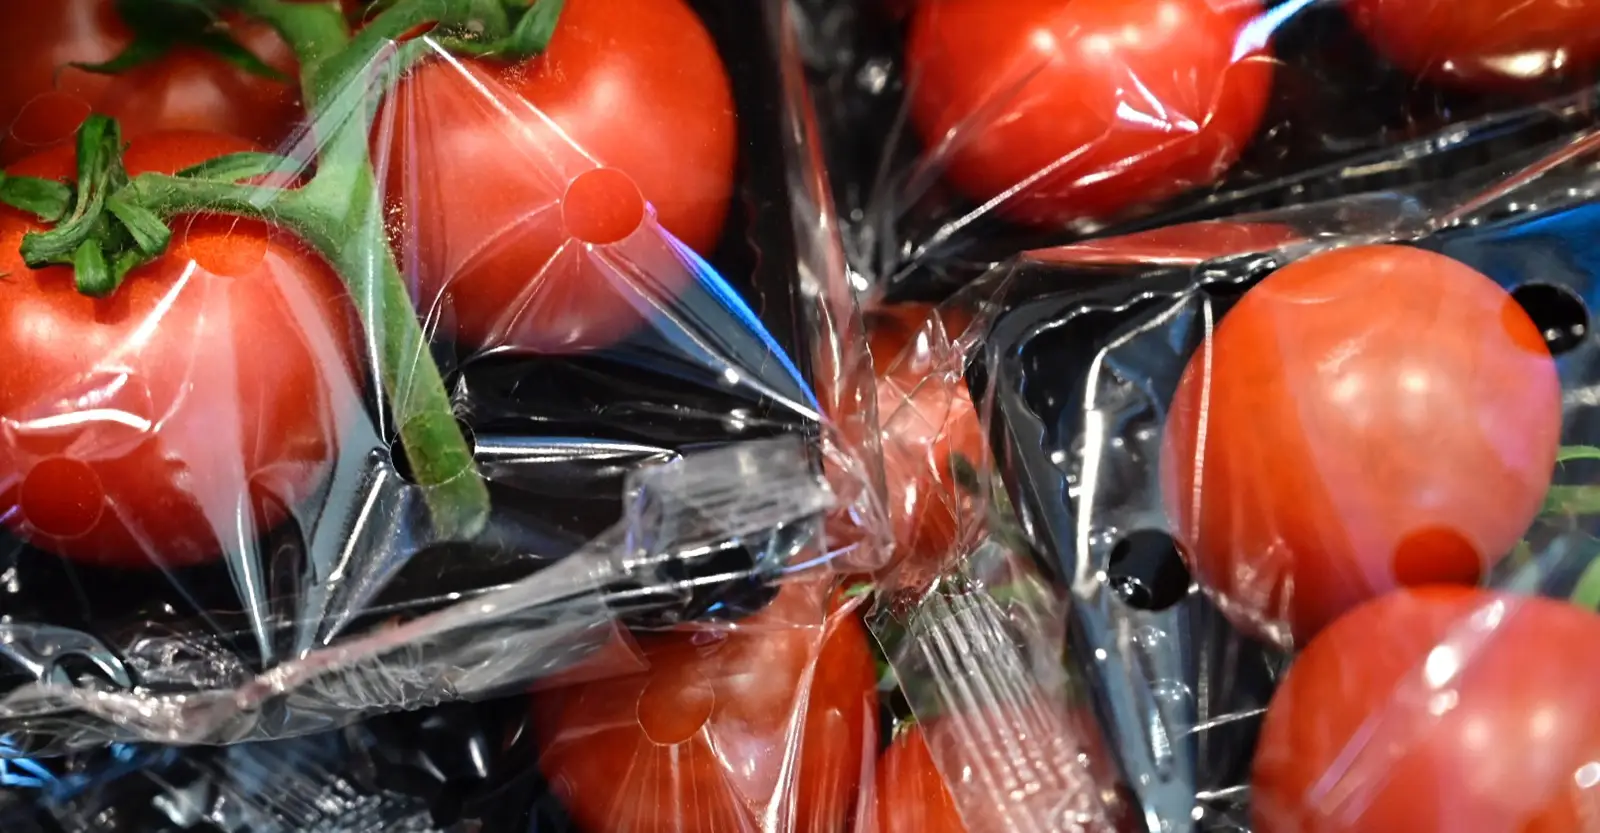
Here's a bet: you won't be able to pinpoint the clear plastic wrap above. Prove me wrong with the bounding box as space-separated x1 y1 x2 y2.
0 0 888 754
967 128 1600 831
799 0 1600 300
840 292 1129 833
868 540 1130 833
9 581 885 833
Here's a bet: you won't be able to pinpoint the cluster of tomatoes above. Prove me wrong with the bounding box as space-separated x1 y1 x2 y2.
0 2 1019 828
13 0 1600 831
0 0 738 568
1160 242 1600 831
901 0 1600 227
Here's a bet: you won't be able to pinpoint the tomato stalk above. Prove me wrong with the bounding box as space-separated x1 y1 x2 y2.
10 0 579 542
2 0 574 538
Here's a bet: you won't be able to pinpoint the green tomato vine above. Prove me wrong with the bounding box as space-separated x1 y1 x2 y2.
0 0 568 541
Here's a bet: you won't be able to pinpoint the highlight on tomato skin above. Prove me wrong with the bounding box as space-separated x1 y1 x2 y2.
531 581 878 833
0 132 362 569
903 0 1275 228
1160 244 1563 649
1343 0 1600 93
376 0 738 356
0 0 304 165
1252 586 1600 833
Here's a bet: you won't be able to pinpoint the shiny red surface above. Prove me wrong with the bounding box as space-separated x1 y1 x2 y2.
873 724 969 833
904 0 1273 227
378 0 737 354
1161 245 1562 647
0 132 360 568
1346 0 1600 92
1254 587 1600 832
534 583 878 833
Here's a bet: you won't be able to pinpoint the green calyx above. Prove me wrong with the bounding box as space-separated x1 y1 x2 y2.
14 117 172 296
0 0 587 540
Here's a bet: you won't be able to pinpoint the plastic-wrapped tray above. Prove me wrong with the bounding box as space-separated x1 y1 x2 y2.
972 132 1600 831
800 0 1600 301
0 0 880 754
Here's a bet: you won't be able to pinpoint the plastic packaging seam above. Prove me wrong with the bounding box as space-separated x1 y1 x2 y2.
0 436 835 745
903 576 1118 833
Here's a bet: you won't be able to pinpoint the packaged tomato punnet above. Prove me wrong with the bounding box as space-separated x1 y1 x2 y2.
0 0 892 755
968 129 1600 831
828 292 1132 833
800 0 1600 300
2 581 886 832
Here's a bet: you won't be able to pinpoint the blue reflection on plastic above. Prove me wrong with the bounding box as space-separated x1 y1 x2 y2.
1236 0 1315 61
1 736 155 802
674 236 820 413
0 746 53 790
1432 200 1600 316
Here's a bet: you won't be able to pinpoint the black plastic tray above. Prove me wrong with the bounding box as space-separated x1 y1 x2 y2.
973 196 1600 831
0 0 826 740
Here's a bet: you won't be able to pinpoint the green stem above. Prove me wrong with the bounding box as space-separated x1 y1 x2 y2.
212 0 490 538
232 0 352 90
11 0 564 539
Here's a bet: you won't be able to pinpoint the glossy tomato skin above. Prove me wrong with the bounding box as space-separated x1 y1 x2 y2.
1161 245 1561 648
865 304 986 582
1345 0 1600 92
874 724 969 833
533 583 878 833
0 132 359 568
904 0 1274 228
378 0 737 354
0 1 302 164
1254 587 1600 833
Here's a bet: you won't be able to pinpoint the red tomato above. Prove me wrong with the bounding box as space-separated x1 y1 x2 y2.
534 582 878 832
0 1 302 165
0 132 359 568
1160 245 1561 647
874 724 969 833
1253 587 1600 832
903 0 1274 228
377 0 737 354
865 304 986 582
1345 0 1600 92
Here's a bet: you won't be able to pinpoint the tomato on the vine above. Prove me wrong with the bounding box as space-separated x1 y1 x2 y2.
1253 587 1600 833
378 0 738 354
0 131 360 569
0 1 303 165
1344 0 1600 92
533 582 878 833
903 0 1274 228
865 303 986 582
1161 245 1562 647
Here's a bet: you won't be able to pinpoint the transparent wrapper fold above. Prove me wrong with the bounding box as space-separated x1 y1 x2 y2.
0 0 887 754
798 0 1600 300
966 127 1600 831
